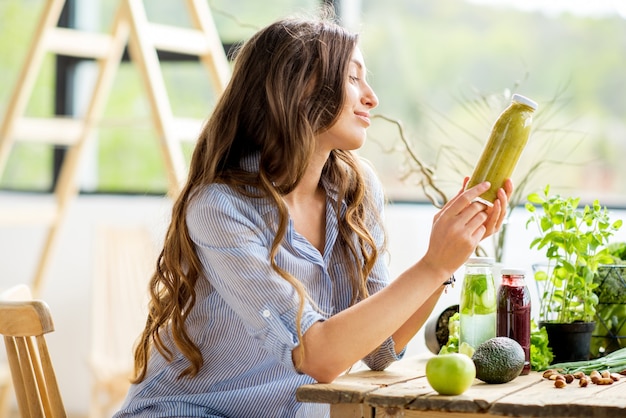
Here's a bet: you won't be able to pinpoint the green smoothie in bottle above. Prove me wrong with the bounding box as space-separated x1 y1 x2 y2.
467 94 538 206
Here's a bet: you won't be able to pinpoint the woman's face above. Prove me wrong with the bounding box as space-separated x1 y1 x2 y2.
316 47 379 153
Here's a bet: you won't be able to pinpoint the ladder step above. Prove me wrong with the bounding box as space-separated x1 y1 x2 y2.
46 27 114 59
0 205 57 226
13 117 83 145
148 23 213 56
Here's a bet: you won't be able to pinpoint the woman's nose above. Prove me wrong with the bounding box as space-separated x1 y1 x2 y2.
362 84 379 109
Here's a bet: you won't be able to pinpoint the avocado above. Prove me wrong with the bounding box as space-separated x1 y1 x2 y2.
472 337 525 384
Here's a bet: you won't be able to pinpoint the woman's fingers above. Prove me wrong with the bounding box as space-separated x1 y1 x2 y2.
482 180 513 237
426 183 494 272
446 181 491 220
433 181 491 243
483 198 503 237
502 178 514 200
494 187 509 229
432 178 515 253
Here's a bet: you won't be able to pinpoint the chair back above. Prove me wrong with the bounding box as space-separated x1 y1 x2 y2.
0 285 66 417
89 225 156 417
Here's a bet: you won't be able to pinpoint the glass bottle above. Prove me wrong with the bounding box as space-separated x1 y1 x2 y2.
459 257 496 350
497 268 531 375
466 94 538 206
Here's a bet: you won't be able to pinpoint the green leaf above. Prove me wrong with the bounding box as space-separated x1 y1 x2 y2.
527 193 543 204
525 185 624 323
530 322 553 371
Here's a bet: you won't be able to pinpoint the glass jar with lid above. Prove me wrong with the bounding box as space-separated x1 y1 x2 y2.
497 268 531 375
459 257 496 350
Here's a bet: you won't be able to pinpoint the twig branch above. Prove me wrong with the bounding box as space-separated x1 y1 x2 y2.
372 114 448 208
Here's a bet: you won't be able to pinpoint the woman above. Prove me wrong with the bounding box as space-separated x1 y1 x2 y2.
114 12 511 418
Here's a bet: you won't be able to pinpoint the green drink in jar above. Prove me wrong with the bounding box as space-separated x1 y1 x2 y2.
467 94 538 206
459 257 496 350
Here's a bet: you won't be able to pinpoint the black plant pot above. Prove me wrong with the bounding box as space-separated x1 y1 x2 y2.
540 321 596 364
424 304 459 354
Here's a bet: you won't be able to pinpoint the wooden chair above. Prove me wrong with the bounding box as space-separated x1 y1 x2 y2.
0 285 66 417
0 363 11 418
89 225 156 418
0 286 32 418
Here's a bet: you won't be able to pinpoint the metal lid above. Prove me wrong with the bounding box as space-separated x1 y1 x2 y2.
512 93 538 110
466 256 495 266
501 268 526 276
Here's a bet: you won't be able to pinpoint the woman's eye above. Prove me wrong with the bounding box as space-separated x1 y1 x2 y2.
349 75 360 82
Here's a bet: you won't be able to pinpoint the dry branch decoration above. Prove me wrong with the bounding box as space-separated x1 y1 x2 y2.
372 114 448 209
370 85 585 262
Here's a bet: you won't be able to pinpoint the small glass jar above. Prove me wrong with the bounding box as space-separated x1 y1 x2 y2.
459 257 496 350
497 268 531 375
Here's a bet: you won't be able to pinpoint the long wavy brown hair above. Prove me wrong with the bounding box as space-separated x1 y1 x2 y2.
132 12 383 382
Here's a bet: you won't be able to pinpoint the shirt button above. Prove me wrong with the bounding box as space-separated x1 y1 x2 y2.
262 309 271 318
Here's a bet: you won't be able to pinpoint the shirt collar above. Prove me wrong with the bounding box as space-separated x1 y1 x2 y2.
240 152 342 208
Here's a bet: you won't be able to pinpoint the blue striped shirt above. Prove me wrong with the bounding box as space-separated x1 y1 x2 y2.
114 155 403 418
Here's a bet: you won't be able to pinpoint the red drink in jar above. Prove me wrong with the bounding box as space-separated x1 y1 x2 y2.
497 268 531 375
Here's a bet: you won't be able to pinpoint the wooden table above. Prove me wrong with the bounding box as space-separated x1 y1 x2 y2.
296 355 626 417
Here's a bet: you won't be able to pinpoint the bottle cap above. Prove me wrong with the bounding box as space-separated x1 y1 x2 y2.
512 94 538 110
501 268 526 276
466 256 495 266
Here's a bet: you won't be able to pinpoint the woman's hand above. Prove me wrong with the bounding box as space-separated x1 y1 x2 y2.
424 179 513 278
481 177 513 238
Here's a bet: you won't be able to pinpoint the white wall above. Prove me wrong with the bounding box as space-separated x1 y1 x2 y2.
1 192 625 416
0 193 172 416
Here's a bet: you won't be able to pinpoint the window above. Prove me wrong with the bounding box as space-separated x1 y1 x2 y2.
355 0 626 206
1 0 625 207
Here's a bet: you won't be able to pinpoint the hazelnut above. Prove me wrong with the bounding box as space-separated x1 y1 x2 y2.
596 377 613 385
590 370 601 384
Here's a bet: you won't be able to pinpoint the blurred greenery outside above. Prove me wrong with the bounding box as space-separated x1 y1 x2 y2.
0 0 625 205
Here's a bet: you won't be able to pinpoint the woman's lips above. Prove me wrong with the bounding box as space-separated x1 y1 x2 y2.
355 111 371 125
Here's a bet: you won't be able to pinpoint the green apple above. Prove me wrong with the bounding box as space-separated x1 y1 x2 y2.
426 353 476 396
